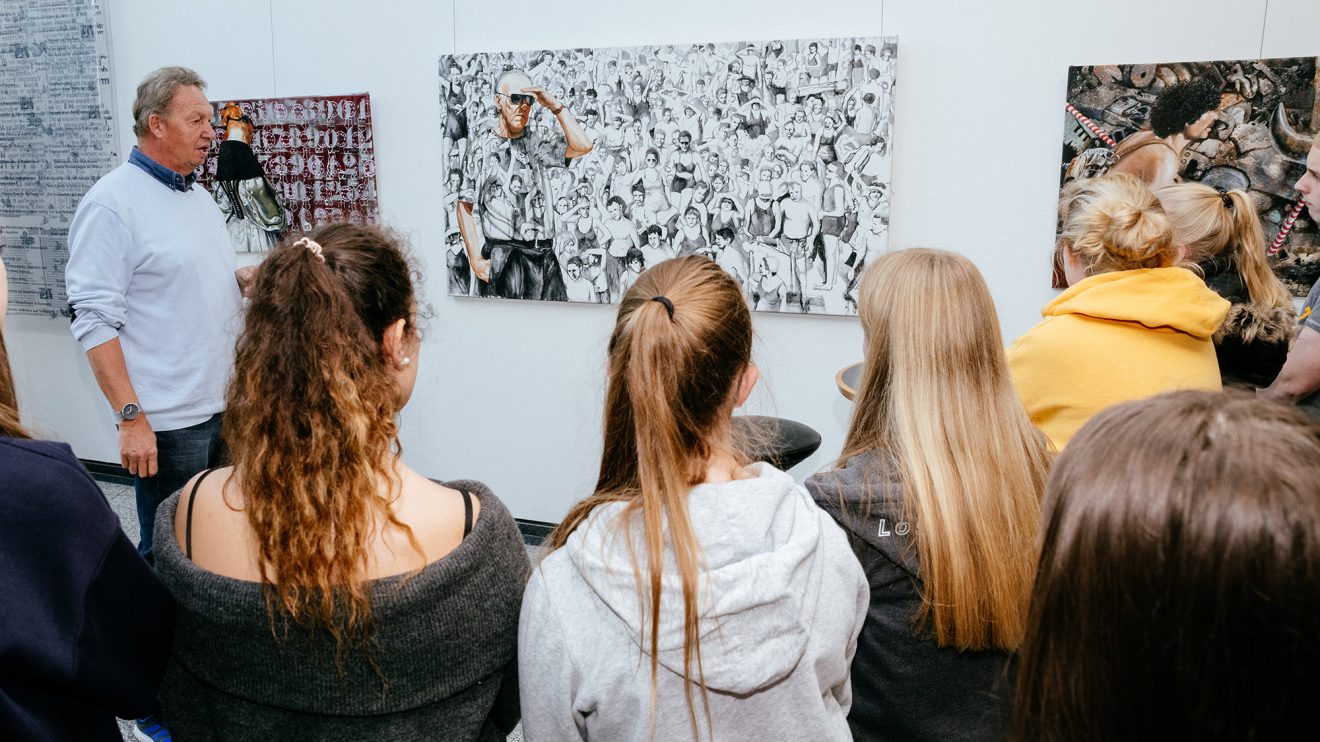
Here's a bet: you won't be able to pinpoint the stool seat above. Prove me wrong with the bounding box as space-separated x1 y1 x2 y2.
733 415 823 472
836 362 863 401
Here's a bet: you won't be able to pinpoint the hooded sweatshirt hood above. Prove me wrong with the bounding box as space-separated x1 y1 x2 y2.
518 464 866 741
1008 266 1228 449
562 463 833 695
1043 267 1229 339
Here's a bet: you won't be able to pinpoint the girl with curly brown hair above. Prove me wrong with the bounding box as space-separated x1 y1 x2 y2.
154 223 529 741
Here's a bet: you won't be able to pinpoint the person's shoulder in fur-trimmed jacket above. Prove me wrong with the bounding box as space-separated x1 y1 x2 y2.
1200 256 1294 389
1214 301 1294 388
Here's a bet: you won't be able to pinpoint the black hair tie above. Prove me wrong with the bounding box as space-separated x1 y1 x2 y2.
1216 187 1233 210
650 295 675 320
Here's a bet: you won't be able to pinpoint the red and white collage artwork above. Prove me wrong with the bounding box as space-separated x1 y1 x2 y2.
196 93 379 253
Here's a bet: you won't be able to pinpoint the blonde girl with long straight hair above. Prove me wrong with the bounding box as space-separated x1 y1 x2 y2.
806 248 1051 742
1157 182 1295 388
1008 173 1229 448
519 255 867 741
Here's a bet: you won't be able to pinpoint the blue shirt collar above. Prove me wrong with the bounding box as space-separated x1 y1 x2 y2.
129 146 197 192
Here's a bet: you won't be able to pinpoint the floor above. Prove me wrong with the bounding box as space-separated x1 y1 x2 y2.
95 477 528 742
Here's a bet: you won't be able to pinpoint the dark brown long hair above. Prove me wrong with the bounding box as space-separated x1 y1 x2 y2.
225 222 420 659
1014 389 1320 741
547 255 753 738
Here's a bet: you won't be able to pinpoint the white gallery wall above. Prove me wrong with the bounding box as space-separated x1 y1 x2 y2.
7 0 1319 523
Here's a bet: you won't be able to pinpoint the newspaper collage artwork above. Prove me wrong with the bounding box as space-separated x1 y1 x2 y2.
0 0 116 318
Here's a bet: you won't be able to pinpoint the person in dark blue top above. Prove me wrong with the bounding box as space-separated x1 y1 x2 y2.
0 256 174 740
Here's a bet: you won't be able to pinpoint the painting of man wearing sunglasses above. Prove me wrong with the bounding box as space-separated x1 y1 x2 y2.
454 69 593 301
443 37 896 314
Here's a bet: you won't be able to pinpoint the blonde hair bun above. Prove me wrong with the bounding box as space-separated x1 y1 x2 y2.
1060 174 1177 274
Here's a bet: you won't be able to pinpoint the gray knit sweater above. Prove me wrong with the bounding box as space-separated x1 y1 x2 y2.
153 480 530 741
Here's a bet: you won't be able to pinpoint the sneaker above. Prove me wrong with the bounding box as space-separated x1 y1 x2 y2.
133 715 172 742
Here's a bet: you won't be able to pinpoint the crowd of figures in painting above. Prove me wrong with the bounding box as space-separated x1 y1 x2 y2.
441 37 897 315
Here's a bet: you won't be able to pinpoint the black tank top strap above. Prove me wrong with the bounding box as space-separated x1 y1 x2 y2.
461 489 474 539
185 468 221 560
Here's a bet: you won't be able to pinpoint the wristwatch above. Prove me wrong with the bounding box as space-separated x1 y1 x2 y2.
115 402 142 423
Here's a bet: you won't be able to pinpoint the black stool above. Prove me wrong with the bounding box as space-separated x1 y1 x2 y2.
733 415 822 471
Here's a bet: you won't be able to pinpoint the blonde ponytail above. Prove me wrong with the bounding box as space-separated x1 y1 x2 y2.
626 297 710 738
1228 190 1293 309
1157 183 1292 309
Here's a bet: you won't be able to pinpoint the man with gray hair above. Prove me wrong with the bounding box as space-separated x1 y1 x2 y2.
66 67 247 587
455 68 592 300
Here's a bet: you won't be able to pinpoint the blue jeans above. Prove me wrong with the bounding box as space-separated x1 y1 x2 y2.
134 413 226 565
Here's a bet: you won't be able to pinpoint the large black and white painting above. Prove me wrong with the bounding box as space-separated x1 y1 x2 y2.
440 36 897 316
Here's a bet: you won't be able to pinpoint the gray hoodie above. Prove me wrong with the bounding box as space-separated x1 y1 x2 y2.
519 463 868 741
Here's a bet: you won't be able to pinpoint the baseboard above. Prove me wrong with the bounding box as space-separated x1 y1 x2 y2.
515 519 555 547
81 459 134 487
82 459 554 546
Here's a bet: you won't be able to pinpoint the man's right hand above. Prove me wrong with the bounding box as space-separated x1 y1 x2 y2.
473 257 493 283
120 417 158 477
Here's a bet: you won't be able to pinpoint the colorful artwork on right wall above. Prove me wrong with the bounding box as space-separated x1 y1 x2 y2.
1058 57 1319 293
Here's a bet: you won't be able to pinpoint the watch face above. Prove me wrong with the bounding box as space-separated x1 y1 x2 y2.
120 403 141 421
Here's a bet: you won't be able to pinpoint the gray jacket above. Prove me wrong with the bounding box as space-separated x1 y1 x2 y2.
519 463 867 741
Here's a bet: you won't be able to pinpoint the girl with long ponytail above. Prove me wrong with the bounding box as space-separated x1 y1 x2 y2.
520 255 867 741
1157 182 1295 387
152 224 529 740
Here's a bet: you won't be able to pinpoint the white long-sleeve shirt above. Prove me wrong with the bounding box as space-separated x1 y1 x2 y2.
66 161 241 431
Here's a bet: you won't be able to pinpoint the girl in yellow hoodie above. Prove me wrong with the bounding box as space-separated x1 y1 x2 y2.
1008 174 1229 449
